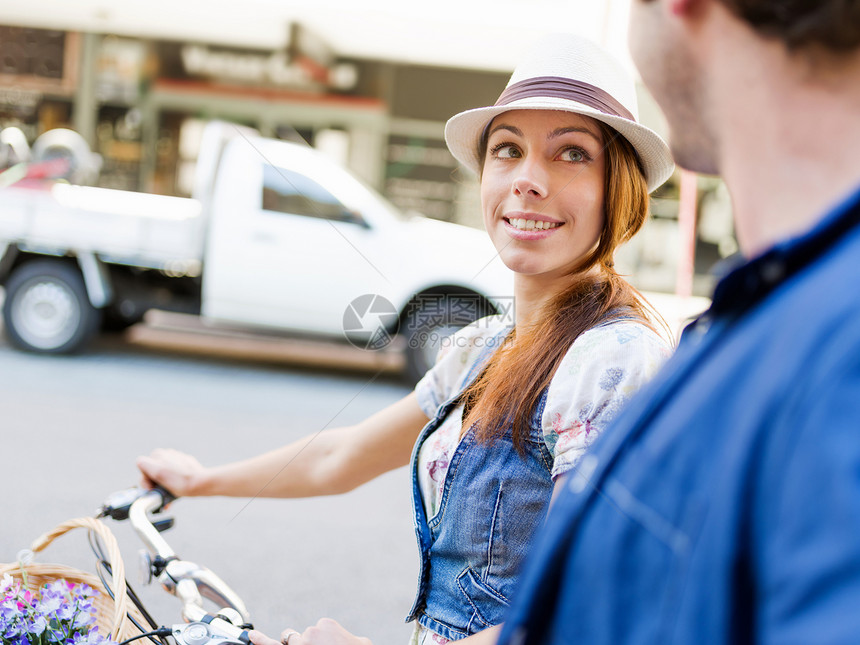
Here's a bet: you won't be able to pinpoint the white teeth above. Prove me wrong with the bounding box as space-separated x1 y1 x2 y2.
508 218 560 231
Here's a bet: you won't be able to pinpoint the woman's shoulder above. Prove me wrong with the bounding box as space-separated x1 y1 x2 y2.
430 314 513 382
548 318 671 406
436 314 513 360
565 318 672 363
414 315 513 416
541 318 672 479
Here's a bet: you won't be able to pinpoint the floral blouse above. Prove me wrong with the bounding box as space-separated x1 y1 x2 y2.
410 315 671 644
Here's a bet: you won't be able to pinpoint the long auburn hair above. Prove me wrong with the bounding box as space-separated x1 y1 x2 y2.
462 120 661 452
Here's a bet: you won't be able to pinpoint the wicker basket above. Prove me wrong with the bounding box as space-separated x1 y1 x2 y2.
0 517 148 642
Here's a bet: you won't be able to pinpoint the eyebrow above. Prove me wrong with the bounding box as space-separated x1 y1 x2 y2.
487 123 523 138
487 123 602 144
549 126 602 143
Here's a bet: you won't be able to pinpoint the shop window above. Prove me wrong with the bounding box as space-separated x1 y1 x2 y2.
262 164 361 224
0 27 65 78
95 106 143 192
384 133 458 222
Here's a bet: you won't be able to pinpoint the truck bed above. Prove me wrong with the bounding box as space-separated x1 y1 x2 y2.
0 183 205 272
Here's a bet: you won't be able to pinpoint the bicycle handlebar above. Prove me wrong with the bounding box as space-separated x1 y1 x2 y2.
127 490 176 559
98 487 252 639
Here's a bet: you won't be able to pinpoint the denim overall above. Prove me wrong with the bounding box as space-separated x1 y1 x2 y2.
405 332 555 640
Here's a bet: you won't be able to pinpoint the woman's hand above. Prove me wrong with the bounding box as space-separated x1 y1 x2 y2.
137 448 208 497
248 620 372 645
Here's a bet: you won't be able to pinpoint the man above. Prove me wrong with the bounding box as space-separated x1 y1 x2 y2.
496 1 860 643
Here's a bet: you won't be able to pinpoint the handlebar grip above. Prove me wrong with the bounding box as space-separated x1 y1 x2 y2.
153 484 178 508
99 485 177 521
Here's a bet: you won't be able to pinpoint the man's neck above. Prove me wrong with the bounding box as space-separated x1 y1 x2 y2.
715 47 860 258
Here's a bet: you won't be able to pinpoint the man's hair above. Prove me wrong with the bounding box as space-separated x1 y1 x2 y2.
719 0 860 52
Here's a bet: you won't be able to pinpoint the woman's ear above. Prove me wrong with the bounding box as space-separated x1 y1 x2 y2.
669 0 711 17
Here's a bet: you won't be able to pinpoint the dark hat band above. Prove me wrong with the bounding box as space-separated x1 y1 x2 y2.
495 76 635 122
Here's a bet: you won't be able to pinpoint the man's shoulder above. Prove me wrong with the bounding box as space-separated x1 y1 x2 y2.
762 219 860 325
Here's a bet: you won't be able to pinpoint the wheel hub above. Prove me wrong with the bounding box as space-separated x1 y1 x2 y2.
13 279 81 349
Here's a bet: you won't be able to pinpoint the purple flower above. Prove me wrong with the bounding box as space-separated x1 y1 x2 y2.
73 609 96 629
1 614 21 639
70 630 116 645
1 598 19 619
1 574 15 595
1 579 112 645
55 600 74 622
26 613 48 635
37 593 63 617
1 600 21 638
72 586 95 600
44 581 70 597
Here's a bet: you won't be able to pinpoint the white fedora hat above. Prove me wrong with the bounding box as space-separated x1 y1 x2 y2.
445 33 674 193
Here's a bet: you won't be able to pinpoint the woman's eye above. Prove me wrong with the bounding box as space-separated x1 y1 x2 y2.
492 144 521 159
561 148 586 162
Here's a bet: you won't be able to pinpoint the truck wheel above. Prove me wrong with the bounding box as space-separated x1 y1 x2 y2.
402 294 491 384
2 260 102 353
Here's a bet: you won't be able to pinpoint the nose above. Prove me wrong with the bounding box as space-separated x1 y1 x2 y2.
511 158 548 199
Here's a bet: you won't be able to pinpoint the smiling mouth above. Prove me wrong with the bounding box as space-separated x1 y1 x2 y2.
505 217 563 231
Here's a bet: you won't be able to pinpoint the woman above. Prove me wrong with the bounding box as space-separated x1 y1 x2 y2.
138 33 675 645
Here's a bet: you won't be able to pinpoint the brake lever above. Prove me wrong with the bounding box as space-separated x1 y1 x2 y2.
153 517 176 532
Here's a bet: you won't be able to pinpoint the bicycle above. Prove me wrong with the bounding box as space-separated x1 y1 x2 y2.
3 486 254 645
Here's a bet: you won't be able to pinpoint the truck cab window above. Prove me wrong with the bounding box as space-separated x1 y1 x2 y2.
262 164 361 224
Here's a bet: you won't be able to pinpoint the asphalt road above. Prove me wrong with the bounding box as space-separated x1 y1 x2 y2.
0 331 418 644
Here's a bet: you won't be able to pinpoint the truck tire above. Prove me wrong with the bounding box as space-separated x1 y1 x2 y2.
402 294 492 384
2 260 102 354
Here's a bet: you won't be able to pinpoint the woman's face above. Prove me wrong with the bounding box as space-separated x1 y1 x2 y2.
480 109 606 282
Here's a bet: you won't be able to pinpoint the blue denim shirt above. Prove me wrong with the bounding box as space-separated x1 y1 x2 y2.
498 186 860 645
406 328 555 640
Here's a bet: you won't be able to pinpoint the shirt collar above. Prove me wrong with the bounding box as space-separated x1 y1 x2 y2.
708 184 860 318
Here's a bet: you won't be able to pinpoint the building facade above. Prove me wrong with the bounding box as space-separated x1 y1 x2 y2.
0 23 735 296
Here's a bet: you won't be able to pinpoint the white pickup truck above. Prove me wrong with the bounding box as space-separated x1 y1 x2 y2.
0 122 513 381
